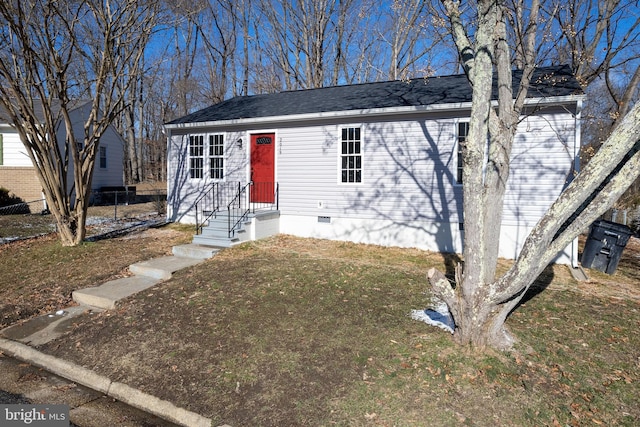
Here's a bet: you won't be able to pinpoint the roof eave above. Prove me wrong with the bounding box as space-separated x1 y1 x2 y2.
164 103 469 131
522 94 586 108
163 94 585 131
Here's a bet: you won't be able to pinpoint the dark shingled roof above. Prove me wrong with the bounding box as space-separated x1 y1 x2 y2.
167 65 583 125
0 99 90 125
0 99 60 124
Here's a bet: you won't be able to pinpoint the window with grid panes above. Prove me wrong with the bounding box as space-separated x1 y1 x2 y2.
340 127 362 183
189 135 204 179
209 134 224 179
99 146 107 169
456 122 469 184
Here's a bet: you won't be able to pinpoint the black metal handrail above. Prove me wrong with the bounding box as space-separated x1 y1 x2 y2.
227 182 251 238
195 182 224 234
248 182 279 213
196 181 279 238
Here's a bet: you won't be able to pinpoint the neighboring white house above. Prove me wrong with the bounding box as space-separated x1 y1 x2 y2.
164 65 584 265
0 100 125 204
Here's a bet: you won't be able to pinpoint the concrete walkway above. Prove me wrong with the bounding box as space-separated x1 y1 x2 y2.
0 354 181 427
0 243 230 427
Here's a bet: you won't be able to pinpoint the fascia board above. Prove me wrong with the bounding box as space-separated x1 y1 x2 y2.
164 103 473 132
164 94 585 132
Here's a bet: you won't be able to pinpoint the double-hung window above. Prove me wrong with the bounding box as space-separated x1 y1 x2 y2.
456 121 491 185
99 146 107 169
340 127 362 183
189 135 204 179
209 134 224 179
456 121 469 185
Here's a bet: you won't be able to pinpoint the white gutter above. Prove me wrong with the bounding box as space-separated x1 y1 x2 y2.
164 102 474 131
163 94 586 131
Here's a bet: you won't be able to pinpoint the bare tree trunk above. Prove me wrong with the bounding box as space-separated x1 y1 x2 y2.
241 0 251 96
126 105 139 183
0 0 160 246
136 74 145 183
431 0 640 350
447 0 501 347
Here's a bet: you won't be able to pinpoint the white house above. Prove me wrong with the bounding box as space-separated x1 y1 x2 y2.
0 100 125 204
164 65 584 265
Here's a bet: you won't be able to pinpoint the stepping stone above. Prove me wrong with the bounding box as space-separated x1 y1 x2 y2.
129 256 205 280
73 276 160 310
172 243 220 259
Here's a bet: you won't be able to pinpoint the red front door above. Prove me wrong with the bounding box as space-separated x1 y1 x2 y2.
250 133 275 203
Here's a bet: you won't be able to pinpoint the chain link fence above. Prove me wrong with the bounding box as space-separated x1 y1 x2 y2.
0 188 167 243
89 187 167 220
0 198 48 216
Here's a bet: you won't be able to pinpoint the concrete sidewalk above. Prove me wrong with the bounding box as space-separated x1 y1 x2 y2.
0 243 229 427
0 354 180 427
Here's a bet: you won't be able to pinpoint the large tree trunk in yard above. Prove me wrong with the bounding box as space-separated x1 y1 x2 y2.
428 268 514 349
0 1 158 246
432 0 640 350
433 0 515 350
428 100 640 350
38 180 89 247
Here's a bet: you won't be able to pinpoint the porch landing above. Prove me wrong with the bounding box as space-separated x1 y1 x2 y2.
193 210 280 248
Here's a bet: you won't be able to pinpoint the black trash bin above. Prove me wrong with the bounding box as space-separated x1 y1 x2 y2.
581 219 633 274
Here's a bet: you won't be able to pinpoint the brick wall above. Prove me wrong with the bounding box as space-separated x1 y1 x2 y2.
0 167 43 202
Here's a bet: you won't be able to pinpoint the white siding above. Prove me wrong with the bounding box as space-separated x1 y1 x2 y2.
168 105 578 262
2 106 128 201
498 111 577 260
0 128 32 166
504 112 576 227
89 125 125 189
63 103 125 191
277 117 462 223
167 130 248 222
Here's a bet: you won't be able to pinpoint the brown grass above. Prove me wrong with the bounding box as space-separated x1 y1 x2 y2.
0 225 191 327
1 230 639 426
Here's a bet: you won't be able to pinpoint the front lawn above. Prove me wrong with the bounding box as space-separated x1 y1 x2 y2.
6 233 631 426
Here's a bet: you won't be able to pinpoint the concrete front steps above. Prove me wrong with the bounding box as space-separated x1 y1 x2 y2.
193 210 280 248
72 244 220 310
0 242 224 427
192 211 246 248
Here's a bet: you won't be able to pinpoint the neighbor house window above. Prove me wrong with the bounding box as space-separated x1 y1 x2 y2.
340 127 362 183
209 134 224 179
189 135 204 179
99 146 107 169
456 121 469 184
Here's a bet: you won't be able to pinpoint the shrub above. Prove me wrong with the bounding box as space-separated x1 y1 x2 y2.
0 187 30 215
153 193 167 215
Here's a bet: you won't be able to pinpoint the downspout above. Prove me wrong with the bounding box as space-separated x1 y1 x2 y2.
571 97 584 269
161 125 170 222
